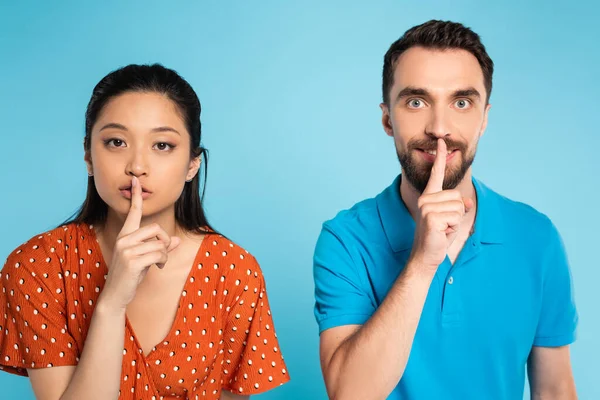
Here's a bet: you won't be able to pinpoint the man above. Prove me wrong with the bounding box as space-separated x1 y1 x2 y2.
313 20 578 400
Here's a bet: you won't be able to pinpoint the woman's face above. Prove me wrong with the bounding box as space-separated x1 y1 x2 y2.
86 92 200 219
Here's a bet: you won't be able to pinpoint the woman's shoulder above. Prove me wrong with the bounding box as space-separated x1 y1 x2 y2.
199 233 265 280
5 222 89 253
203 233 257 262
2 223 90 274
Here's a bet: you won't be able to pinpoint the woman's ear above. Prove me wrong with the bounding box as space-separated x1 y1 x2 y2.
84 152 93 176
186 156 201 182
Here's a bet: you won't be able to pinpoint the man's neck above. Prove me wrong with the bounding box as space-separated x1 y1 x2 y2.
400 169 477 232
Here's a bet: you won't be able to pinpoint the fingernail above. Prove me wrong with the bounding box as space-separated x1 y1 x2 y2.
132 176 138 187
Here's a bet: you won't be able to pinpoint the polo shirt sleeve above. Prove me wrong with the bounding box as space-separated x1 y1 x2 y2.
533 222 578 347
313 221 376 334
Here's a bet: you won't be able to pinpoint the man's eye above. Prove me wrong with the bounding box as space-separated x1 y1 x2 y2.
408 99 424 108
455 99 471 109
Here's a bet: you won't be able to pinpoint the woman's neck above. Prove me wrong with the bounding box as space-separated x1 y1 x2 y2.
97 207 179 250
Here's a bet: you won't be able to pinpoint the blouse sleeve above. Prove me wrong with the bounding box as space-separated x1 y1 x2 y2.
0 234 79 376
221 255 289 395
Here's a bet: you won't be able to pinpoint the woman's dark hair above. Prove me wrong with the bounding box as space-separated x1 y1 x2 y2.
65 63 214 234
382 20 494 105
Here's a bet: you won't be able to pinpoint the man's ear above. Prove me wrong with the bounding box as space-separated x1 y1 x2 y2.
480 103 492 138
380 103 394 137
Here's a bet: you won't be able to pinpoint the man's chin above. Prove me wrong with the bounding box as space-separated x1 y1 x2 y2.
403 170 465 192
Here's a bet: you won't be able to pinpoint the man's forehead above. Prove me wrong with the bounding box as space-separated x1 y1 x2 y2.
393 47 485 94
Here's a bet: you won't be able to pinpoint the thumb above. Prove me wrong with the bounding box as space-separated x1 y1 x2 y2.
463 197 475 213
167 236 181 252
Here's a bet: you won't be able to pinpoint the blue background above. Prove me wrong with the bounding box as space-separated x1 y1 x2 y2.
0 1 598 399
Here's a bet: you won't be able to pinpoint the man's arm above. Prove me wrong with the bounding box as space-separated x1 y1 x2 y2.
319 262 434 400
318 140 471 400
528 345 577 400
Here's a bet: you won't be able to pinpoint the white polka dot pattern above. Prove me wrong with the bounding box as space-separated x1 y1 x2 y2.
0 224 289 399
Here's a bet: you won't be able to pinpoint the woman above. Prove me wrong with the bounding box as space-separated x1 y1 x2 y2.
0 64 289 400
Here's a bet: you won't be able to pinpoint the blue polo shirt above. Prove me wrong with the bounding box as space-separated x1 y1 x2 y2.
313 175 578 400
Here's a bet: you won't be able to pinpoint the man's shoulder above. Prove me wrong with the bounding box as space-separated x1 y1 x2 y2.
478 180 557 238
322 195 381 238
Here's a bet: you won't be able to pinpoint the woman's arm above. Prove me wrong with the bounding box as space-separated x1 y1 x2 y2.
220 391 249 400
28 304 126 400
28 177 179 400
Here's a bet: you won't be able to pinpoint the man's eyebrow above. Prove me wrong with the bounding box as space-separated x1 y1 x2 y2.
396 86 431 101
453 88 481 99
395 87 482 102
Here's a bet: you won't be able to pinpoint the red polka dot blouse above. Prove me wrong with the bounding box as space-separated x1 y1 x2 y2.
0 223 289 399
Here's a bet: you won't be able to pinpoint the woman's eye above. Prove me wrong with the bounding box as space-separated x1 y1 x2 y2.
154 142 174 151
105 139 125 147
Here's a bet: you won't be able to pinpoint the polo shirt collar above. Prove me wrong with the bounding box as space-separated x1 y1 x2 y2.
376 175 505 253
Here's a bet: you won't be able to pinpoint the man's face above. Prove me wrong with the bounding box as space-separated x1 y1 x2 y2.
381 46 491 193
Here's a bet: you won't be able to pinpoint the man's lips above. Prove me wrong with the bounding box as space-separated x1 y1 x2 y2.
415 147 459 154
415 148 460 162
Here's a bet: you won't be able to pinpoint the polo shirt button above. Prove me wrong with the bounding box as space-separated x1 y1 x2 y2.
448 276 454 285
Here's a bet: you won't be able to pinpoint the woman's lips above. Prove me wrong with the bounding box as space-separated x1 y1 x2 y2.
119 188 152 200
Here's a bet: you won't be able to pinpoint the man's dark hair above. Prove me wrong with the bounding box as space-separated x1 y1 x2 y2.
382 20 494 105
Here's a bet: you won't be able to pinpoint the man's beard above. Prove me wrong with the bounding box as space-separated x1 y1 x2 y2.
397 137 476 194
